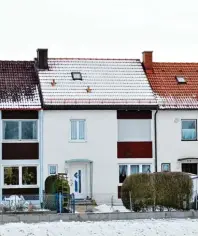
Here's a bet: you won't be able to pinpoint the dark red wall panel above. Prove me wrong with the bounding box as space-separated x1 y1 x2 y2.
117 110 152 119
117 142 152 158
2 143 39 160
118 186 121 199
3 188 39 196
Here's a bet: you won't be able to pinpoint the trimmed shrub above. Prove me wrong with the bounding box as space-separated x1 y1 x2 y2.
121 172 193 211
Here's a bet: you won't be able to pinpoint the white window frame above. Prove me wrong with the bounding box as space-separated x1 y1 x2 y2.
48 164 58 175
69 119 86 142
118 163 152 184
181 119 197 141
2 164 39 188
2 119 38 143
161 163 171 172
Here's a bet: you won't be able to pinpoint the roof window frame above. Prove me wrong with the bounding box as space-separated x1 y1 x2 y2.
176 75 186 84
71 72 82 81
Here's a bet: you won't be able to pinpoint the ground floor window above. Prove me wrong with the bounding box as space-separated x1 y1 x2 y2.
182 163 198 175
119 164 151 183
161 163 171 172
3 165 38 187
22 167 37 185
4 167 19 185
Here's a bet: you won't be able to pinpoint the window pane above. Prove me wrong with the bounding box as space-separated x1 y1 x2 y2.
21 121 37 139
162 163 170 172
119 165 127 183
22 167 37 185
130 165 139 174
79 120 85 140
142 165 151 173
4 167 19 185
3 121 19 139
182 120 196 129
49 165 57 175
182 129 196 140
71 120 77 140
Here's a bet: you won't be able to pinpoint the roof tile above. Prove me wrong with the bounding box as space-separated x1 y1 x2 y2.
0 61 41 109
145 62 198 109
38 58 157 106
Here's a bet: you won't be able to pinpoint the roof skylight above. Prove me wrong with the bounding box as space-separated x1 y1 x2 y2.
176 76 186 84
71 72 82 80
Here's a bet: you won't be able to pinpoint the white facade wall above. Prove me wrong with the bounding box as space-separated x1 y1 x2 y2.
43 110 155 203
43 110 118 202
157 110 198 172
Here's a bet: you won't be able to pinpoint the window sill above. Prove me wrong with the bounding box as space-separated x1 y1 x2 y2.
2 140 38 143
69 139 87 143
3 185 39 189
181 139 197 142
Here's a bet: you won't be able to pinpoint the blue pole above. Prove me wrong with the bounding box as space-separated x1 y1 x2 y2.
59 192 62 213
72 193 75 213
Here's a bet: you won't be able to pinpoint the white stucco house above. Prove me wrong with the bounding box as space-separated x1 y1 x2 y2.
143 51 198 176
36 49 157 203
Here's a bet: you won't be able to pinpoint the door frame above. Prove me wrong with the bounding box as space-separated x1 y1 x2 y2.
65 159 93 199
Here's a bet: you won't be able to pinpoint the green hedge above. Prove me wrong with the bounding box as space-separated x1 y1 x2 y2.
121 172 193 211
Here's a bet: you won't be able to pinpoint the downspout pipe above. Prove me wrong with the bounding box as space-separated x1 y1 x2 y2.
154 109 159 172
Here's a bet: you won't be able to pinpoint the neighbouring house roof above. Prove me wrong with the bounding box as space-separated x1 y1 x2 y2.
0 61 41 109
145 62 198 109
38 58 157 108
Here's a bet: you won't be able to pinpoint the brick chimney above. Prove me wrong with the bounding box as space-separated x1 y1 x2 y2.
142 51 153 71
37 49 48 69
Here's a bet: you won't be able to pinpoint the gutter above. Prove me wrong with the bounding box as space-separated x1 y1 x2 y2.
154 109 159 172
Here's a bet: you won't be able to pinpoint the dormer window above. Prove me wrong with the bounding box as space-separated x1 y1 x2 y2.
71 72 82 80
176 76 186 84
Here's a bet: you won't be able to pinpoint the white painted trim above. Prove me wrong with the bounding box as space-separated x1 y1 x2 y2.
0 111 2 201
39 110 43 203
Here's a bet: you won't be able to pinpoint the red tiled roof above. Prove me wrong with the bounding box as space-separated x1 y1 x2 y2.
145 62 198 109
0 61 41 109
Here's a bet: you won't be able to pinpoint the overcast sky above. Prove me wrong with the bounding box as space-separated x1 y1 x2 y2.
0 0 198 61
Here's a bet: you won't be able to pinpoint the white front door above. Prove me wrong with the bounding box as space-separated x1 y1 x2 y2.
70 164 87 199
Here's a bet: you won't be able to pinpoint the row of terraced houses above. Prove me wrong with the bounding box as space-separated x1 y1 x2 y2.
0 49 197 203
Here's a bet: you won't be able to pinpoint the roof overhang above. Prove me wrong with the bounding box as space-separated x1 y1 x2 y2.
44 104 158 110
178 157 198 162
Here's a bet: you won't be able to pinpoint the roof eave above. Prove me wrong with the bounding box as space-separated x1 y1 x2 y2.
43 104 158 110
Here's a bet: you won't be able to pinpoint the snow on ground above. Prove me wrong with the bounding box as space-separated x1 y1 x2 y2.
0 219 198 236
94 204 130 213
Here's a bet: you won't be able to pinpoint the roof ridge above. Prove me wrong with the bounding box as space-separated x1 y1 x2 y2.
48 57 139 61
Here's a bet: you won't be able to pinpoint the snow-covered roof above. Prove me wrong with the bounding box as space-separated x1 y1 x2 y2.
38 58 157 108
0 61 41 109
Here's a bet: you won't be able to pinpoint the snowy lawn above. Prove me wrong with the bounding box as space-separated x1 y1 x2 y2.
0 219 198 235
94 204 130 213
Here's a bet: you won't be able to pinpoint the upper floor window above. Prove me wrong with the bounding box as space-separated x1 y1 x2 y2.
181 119 197 141
3 120 37 141
70 119 86 141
